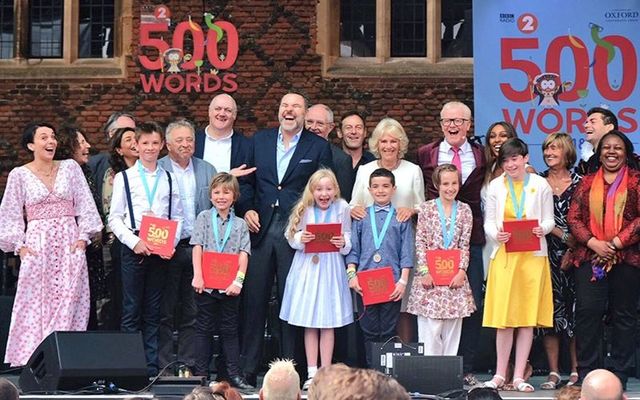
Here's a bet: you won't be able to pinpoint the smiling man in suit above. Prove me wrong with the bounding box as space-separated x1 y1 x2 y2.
240 92 333 385
157 120 224 380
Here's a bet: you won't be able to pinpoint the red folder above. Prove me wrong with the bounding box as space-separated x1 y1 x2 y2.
139 215 178 257
201 251 240 290
503 219 541 253
305 223 341 253
358 267 395 306
426 249 461 286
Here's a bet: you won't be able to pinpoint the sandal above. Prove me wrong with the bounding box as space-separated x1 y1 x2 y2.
540 371 561 390
484 375 505 389
513 378 535 392
566 372 579 386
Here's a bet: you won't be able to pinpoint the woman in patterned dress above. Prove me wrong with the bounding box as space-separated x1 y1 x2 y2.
538 133 581 389
0 123 102 366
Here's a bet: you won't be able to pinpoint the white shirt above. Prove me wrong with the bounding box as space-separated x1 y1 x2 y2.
581 141 594 162
108 162 184 250
170 158 196 239
438 139 476 184
203 126 233 172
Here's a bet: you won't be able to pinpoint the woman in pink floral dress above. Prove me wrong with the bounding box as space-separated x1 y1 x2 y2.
0 123 103 366
406 164 476 356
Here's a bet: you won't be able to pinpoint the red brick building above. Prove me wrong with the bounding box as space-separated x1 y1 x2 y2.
0 0 474 193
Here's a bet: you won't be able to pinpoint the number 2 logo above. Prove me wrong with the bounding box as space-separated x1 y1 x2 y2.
518 13 538 34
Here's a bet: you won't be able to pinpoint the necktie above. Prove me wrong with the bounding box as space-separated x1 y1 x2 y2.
451 146 462 172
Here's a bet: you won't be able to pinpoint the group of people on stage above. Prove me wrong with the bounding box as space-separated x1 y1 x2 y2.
1 92 638 393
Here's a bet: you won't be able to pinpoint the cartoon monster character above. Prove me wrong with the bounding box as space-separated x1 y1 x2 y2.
164 48 183 73
532 72 572 108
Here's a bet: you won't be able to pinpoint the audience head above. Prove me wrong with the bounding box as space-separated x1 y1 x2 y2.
440 101 472 148
595 130 637 171
0 378 19 400
368 118 409 160
305 104 335 140
103 111 136 139
467 387 503 400
182 386 225 400
556 385 581 400
109 126 138 172
208 94 238 135
580 369 625 400
259 359 301 400
54 125 92 165
307 364 409 400
542 132 577 170
584 107 617 146
210 381 243 400
279 92 308 136
338 111 367 151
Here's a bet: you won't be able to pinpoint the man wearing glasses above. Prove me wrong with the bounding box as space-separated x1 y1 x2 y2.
417 101 486 386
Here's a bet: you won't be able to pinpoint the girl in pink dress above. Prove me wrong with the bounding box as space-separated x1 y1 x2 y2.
0 123 103 366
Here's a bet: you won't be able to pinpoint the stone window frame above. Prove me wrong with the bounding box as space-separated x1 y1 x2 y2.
0 0 133 79
316 0 473 77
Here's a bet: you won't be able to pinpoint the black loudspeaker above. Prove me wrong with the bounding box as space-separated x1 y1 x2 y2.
0 296 14 370
19 331 148 393
392 355 463 395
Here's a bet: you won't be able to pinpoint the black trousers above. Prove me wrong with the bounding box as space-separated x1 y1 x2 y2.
158 243 197 370
357 296 402 368
457 244 484 373
574 261 640 386
194 290 242 377
240 209 296 375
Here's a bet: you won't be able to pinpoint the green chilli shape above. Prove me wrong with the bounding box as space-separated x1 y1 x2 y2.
590 23 615 64
204 12 224 43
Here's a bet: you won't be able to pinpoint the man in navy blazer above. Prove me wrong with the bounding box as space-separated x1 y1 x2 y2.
194 94 254 215
157 119 218 378
240 93 333 384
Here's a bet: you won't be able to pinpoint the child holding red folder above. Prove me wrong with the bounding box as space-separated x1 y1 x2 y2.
406 164 475 356
190 172 253 389
279 169 353 389
345 168 414 368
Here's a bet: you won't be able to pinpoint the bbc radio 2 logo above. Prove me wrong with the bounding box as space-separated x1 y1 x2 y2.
500 13 515 23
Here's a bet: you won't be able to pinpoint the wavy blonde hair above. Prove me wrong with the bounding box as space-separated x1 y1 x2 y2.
286 169 341 239
368 118 410 159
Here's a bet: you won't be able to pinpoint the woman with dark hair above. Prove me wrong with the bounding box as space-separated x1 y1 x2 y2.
566 130 640 388
0 122 102 366
484 121 518 185
483 138 554 392
99 126 138 330
538 133 581 389
55 125 108 330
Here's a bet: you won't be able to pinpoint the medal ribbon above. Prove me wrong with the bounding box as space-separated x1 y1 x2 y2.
436 198 458 249
211 210 234 252
507 173 530 220
313 204 333 224
369 205 395 251
137 161 162 210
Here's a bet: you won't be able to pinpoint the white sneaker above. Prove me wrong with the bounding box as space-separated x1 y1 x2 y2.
302 378 313 391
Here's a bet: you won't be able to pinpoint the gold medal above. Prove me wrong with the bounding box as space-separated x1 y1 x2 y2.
373 253 382 263
312 254 320 264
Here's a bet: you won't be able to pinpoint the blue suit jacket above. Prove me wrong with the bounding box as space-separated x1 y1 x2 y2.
158 155 217 217
193 128 253 215
246 128 333 244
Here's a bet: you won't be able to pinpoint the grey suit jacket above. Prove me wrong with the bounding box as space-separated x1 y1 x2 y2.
158 155 217 216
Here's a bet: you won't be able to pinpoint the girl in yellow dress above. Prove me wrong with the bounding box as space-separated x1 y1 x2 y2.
482 138 555 392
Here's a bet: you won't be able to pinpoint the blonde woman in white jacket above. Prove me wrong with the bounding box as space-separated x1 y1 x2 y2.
482 138 555 392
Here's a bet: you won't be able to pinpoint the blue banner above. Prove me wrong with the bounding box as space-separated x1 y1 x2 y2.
473 1 639 169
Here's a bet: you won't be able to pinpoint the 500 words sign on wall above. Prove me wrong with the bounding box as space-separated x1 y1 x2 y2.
138 5 239 94
473 1 639 168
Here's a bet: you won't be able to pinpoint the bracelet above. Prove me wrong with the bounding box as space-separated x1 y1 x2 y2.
417 268 429 276
347 270 357 280
235 271 245 284
232 280 243 289
561 230 569 243
397 278 407 286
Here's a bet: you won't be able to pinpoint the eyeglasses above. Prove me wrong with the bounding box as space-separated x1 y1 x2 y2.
440 118 469 127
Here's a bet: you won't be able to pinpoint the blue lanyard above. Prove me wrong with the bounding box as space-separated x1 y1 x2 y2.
436 198 458 249
137 161 162 210
211 210 234 252
369 205 394 251
313 204 333 223
507 173 530 220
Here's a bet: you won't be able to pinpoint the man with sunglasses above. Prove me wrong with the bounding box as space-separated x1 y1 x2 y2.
417 101 486 386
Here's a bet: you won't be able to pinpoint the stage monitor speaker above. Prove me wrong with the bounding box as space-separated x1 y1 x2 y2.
392 355 463 395
19 331 148 394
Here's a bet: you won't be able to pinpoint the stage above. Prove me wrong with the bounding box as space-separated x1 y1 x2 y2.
4 374 640 399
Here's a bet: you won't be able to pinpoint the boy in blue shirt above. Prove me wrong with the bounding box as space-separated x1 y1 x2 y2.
346 168 415 367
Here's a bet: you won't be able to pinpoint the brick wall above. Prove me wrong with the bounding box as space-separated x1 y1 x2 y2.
0 0 474 194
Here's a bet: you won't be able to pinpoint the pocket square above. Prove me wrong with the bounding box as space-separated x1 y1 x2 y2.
299 159 312 164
